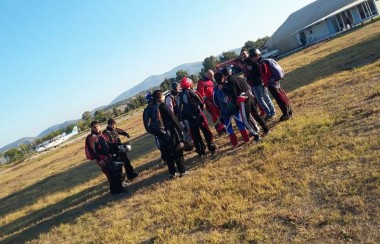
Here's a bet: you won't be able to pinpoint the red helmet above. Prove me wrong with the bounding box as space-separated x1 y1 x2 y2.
180 77 193 89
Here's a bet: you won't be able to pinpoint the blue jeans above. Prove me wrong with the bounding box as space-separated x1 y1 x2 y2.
252 85 276 116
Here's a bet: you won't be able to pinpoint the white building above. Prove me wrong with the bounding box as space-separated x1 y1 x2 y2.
266 0 380 55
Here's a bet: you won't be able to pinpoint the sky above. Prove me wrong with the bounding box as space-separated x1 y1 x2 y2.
0 0 315 149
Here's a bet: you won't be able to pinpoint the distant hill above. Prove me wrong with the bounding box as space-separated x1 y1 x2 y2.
0 137 36 153
110 61 203 105
37 120 79 137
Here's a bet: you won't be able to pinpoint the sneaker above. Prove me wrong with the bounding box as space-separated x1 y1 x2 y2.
209 143 217 156
280 115 290 121
169 172 179 179
179 171 189 178
253 134 262 142
126 172 139 181
265 115 273 121
112 187 128 195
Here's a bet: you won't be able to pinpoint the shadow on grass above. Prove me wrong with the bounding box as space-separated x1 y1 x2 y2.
282 33 380 93
0 135 214 243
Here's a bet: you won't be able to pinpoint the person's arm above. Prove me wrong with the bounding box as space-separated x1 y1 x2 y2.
87 135 100 161
260 62 270 87
116 128 130 138
197 80 206 99
159 103 183 135
191 90 205 110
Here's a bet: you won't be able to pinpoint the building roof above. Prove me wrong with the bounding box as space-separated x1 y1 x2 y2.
266 0 363 53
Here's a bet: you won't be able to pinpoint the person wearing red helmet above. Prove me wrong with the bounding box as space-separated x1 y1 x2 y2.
177 77 216 157
197 70 226 134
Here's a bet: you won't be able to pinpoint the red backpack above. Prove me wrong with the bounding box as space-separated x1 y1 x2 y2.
84 134 98 160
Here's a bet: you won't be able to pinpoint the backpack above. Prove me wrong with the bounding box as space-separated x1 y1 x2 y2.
85 134 98 160
177 90 201 118
261 58 285 81
143 103 165 136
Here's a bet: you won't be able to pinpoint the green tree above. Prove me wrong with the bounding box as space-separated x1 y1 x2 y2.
188 74 199 84
18 144 30 155
65 124 76 134
254 36 270 49
244 36 270 50
94 110 107 123
82 111 92 122
219 51 238 63
113 107 122 117
135 94 146 107
4 148 23 162
77 120 89 132
243 40 256 50
160 78 171 91
176 70 188 81
201 56 219 77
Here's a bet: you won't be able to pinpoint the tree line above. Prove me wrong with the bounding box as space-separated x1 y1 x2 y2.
160 37 269 90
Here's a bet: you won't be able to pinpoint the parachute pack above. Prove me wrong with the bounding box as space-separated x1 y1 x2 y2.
143 103 165 136
178 90 201 118
85 134 98 160
261 58 285 81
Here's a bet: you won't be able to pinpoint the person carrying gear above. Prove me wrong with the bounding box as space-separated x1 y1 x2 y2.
197 70 226 134
221 67 270 142
177 77 216 157
102 119 138 181
249 48 293 121
214 72 250 146
242 49 276 121
143 90 187 178
85 121 125 195
165 81 191 143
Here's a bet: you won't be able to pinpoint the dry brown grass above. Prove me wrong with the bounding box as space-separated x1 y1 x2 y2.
0 21 379 243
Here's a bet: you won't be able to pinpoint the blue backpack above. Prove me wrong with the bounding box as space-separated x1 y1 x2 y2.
143 103 165 136
261 58 285 81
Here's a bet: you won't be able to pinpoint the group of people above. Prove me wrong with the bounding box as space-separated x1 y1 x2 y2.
142 47 293 180
85 47 293 195
85 119 138 194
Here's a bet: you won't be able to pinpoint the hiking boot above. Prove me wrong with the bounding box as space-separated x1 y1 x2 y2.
112 187 128 195
126 172 139 181
169 172 179 179
280 115 290 121
253 134 262 143
209 143 217 156
179 171 189 178
265 114 274 121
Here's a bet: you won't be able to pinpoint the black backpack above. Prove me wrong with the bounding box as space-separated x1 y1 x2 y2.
143 103 165 136
177 90 201 118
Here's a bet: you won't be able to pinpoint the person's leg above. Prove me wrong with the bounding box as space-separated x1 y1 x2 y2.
248 97 269 134
105 161 123 194
199 113 215 153
120 152 137 180
189 123 205 155
262 86 276 116
268 85 288 117
252 85 271 115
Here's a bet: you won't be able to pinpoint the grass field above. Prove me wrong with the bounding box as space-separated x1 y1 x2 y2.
1 21 379 243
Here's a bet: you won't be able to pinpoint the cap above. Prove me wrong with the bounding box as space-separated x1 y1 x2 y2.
107 118 116 125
